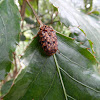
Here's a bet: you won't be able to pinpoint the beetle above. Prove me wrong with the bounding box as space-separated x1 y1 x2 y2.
38 25 58 56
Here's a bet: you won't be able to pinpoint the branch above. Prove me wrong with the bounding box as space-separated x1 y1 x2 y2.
26 0 43 26
20 0 27 20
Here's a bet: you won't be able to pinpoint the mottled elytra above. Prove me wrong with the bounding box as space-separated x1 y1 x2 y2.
38 25 58 56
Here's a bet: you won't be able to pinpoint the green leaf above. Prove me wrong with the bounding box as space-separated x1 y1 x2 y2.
1 79 13 96
0 0 20 80
24 17 36 25
4 33 100 100
69 27 93 53
91 10 100 15
50 0 100 61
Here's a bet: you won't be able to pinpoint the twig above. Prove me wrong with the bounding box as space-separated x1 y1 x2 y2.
26 0 43 26
0 96 3 100
20 0 27 20
20 0 27 29
13 52 18 78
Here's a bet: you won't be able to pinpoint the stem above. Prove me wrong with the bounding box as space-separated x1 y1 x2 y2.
20 0 27 29
20 0 26 20
26 0 43 26
13 52 18 78
53 54 68 100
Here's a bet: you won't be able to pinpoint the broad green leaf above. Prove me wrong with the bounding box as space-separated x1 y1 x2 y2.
1 79 13 96
50 0 100 61
0 0 20 80
4 33 100 100
24 17 36 25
